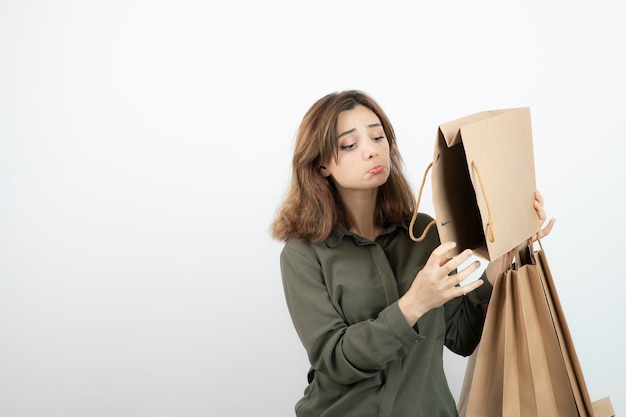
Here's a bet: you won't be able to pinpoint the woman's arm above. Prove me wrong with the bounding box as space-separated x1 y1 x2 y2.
280 241 419 385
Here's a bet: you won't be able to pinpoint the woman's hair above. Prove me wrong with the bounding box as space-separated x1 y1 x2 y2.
271 90 416 243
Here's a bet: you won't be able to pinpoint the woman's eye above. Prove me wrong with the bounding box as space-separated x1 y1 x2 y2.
373 136 385 141
340 143 356 150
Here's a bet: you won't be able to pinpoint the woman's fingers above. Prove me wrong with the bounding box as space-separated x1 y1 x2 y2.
431 241 457 260
423 242 483 301
534 200 546 221
444 247 482 298
459 278 484 295
538 217 556 239
439 247 475 276
448 256 481 286
533 190 556 240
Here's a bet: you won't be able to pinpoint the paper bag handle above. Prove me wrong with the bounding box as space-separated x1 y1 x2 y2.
409 162 437 242
409 159 496 244
507 237 541 272
470 160 495 243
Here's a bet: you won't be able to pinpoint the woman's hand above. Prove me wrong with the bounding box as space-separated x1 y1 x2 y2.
398 241 483 326
533 190 556 240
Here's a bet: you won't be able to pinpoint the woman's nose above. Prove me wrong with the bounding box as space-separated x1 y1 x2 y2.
365 145 379 159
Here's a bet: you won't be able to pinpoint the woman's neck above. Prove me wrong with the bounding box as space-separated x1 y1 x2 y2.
339 189 381 241
350 222 383 241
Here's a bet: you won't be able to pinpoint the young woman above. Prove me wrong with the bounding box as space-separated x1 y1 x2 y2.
271 90 554 417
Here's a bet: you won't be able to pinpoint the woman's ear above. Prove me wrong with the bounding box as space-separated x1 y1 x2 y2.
320 165 330 177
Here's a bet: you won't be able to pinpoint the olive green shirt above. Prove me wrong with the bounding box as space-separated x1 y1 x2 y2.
280 213 493 417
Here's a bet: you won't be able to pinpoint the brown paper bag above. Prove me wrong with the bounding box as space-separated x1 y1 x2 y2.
431 108 543 261
458 242 614 417
535 248 615 416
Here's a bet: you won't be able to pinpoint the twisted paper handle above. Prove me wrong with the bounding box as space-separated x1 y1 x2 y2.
409 159 496 244
409 162 436 242
471 160 495 243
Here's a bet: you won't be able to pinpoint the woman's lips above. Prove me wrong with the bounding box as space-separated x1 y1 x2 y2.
368 166 384 175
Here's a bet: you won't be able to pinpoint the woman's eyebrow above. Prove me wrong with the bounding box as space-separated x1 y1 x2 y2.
337 128 355 139
337 123 382 139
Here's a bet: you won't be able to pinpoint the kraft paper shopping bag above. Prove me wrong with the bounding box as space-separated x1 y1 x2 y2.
458 242 614 417
431 108 543 261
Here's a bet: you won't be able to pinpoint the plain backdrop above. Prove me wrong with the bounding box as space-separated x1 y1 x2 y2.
1 1 623 416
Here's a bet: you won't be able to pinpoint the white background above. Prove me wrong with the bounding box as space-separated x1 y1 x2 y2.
1 1 623 416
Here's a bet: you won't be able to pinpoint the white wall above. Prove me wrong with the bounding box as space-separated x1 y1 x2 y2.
0 1 623 415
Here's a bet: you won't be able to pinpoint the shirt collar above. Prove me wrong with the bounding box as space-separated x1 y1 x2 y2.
324 221 409 248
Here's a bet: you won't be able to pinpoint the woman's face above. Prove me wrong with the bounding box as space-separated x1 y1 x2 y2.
321 105 391 194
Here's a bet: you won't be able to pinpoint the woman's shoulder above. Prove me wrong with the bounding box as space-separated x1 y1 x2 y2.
282 236 313 251
281 236 326 258
280 236 338 270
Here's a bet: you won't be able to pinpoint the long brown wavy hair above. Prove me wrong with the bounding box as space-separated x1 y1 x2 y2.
271 90 416 243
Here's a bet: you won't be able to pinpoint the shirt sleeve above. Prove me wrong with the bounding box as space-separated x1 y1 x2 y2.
280 240 422 385
443 270 493 356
